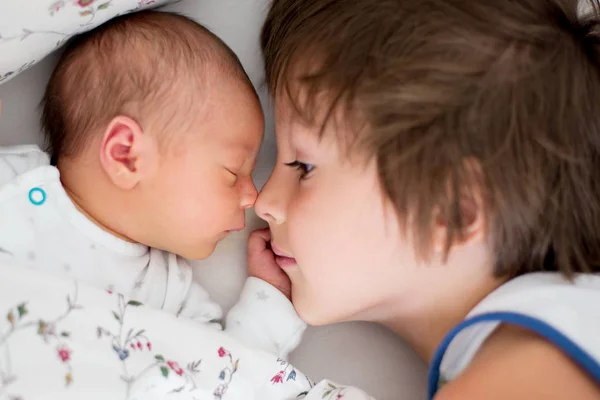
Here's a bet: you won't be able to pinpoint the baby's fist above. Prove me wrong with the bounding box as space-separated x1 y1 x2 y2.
248 228 292 300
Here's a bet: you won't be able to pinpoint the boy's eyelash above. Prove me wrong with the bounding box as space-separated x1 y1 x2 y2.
285 161 315 179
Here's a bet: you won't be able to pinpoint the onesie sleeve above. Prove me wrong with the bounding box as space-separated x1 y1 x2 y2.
301 380 377 400
0 146 50 186
167 255 306 359
225 277 307 360
161 254 224 330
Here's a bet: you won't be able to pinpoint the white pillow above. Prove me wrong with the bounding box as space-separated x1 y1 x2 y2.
0 0 173 85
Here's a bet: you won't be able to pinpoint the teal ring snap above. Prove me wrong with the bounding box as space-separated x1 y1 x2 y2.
28 187 46 206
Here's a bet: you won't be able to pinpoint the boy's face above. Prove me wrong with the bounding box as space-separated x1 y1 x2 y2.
255 97 419 325
141 82 264 260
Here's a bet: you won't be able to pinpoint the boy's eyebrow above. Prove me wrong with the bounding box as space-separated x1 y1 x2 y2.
290 129 319 157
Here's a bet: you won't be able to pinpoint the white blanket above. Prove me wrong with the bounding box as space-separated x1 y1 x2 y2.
0 262 375 400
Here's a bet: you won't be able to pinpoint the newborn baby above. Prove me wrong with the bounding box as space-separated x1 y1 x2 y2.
0 11 304 358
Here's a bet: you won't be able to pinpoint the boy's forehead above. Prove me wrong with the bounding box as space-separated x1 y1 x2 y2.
274 91 363 136
275 95 375 169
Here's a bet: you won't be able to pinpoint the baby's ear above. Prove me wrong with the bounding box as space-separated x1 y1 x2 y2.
99 116 157 190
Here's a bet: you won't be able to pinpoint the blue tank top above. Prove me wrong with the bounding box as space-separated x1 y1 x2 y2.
428 272 600 398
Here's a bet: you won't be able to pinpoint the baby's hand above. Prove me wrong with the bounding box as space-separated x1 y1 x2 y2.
248 228 292 301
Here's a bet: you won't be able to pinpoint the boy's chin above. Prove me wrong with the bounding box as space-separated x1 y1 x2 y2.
293 289 344 326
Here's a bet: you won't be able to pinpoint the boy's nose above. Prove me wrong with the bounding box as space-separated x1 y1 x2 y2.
254 179 286 225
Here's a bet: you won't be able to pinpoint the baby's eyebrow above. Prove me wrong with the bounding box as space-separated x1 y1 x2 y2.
227 141 261 156
223 146 257 167
226 145 253 157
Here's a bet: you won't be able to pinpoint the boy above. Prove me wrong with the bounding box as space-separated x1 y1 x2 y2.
251 0 600 398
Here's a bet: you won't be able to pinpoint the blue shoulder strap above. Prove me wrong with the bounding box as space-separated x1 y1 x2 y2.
428 311 600 399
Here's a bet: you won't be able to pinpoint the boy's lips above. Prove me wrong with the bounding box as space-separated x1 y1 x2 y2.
271 243 293 258
271 243 297 268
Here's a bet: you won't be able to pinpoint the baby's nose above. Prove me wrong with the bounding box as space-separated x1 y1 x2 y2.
240 178 258 209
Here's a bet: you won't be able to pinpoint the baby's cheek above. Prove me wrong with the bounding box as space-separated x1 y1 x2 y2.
210 189 242 219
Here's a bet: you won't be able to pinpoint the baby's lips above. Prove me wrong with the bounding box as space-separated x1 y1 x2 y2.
226 224 246 233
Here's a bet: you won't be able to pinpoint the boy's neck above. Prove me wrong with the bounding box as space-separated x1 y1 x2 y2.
377 254 505 363
381 288 492 363
58 157 137 244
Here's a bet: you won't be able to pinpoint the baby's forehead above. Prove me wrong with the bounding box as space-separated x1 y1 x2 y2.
43 11 254 159
166 84 263 153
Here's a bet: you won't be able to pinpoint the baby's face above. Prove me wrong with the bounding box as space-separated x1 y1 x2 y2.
144 84 263 260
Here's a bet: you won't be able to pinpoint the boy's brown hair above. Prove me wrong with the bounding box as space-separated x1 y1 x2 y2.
261 0 600 277
42 11 249 162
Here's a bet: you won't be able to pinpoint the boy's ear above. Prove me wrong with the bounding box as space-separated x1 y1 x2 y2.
99 116 158 190
432 161 486 254
432 192 485 255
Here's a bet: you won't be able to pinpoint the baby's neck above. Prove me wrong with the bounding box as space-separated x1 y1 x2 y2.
58 158 137 243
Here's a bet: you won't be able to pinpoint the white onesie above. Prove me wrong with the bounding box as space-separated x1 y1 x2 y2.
0 145 306 359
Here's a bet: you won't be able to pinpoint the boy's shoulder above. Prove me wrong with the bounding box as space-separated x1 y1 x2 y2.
436 324 600 399
433 273 600 399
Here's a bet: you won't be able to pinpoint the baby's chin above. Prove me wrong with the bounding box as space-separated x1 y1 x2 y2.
171 228 241 260
173 240 219 261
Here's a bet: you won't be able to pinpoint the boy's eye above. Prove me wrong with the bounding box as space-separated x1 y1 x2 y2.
285 160 315 180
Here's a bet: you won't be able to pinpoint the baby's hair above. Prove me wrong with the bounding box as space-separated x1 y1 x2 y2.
42 10 250 161
262 0 600 277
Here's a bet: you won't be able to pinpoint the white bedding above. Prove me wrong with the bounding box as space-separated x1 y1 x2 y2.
0 1 427 399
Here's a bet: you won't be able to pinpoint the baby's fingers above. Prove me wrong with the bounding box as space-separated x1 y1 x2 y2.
248 228 271 252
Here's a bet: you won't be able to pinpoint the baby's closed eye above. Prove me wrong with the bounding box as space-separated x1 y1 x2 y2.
224 168 238 185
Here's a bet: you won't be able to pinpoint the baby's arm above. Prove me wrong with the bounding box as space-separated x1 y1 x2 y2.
155 252 223 327
171 255 305 359
175 279 224 329
299 380 377 400
224 228 306 359
179 277 306 359
225 277 306 359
